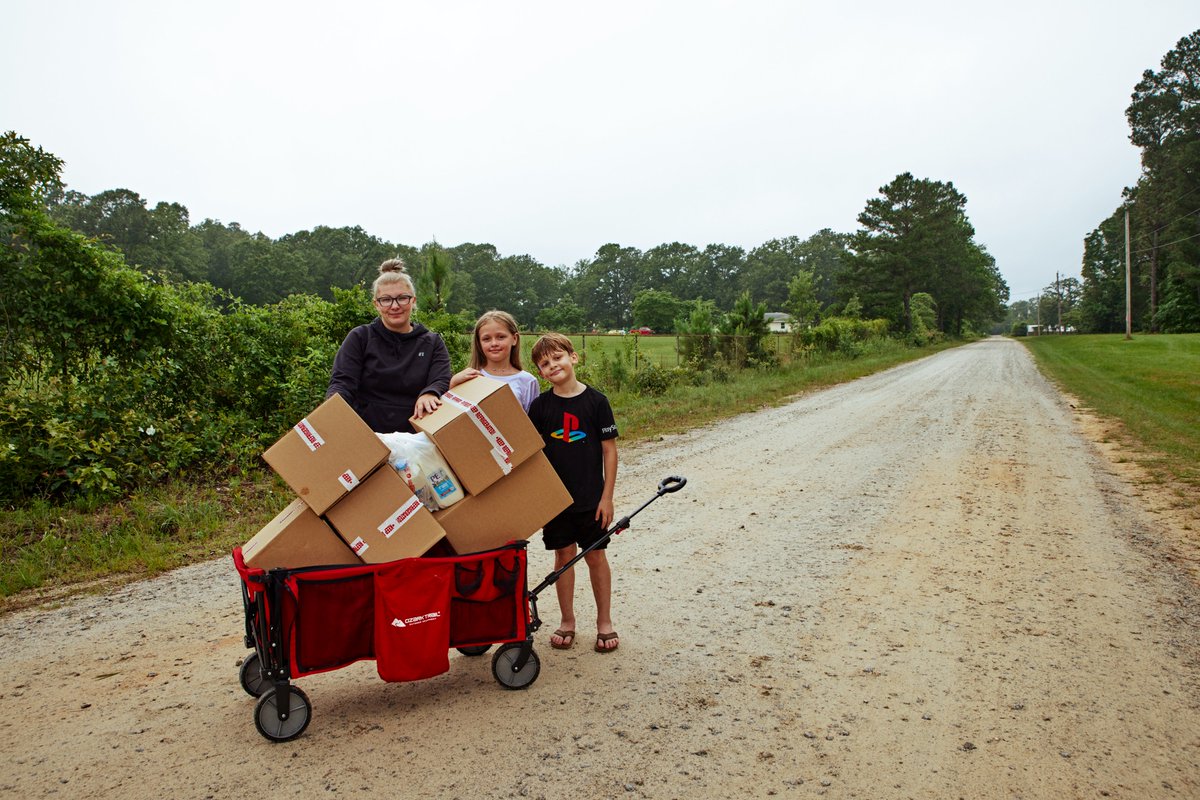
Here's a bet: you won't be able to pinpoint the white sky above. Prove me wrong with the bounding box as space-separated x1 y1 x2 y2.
4 1 1196 301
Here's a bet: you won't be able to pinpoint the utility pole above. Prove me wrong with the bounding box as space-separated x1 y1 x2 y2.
1056 272 1063 333
1125 207 1132 340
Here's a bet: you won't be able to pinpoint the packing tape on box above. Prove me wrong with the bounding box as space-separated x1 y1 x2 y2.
440 391 515 474
336 468 360 491
293 418 326 451
377 496 424 540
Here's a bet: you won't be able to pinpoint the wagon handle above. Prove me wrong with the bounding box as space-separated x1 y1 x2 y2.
529 475 687 602
658 475 686 494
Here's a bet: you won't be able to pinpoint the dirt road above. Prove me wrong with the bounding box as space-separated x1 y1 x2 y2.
2 337 1197 799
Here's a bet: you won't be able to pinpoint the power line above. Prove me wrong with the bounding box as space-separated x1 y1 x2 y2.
1130 228 1200 255
1136 203 1200 235
1141 182 1200 223
1165 182 1200 206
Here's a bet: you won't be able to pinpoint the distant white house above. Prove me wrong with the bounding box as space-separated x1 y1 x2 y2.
1027 324 1076 335
764 312 793 333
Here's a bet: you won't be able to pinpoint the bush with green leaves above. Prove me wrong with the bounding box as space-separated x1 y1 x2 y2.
716 292 769 368
576 346 631 395
906 292 944 346
675 301 718 363
1 209 431 503
536 299 586 333
675 356 732 387
632 362 674 396
796 316 891 356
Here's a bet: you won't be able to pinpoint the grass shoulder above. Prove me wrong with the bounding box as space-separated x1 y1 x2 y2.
1020 333 1200 497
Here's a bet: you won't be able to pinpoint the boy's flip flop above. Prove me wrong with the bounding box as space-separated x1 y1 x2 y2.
550 629 576 650
594 631 619 653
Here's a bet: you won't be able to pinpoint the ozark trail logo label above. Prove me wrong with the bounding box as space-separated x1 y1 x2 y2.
391 611 442 628
551 411 586 443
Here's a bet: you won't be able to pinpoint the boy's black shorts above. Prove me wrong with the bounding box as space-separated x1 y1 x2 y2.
541 508 607 552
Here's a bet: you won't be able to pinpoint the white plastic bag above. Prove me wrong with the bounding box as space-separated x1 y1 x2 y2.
376 432 464 511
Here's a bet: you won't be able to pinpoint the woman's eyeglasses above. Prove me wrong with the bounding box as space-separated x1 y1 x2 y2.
374 295 414 308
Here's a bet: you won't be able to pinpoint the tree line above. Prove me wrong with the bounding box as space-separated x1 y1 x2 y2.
1070 29 1200 334
39 166 1006 338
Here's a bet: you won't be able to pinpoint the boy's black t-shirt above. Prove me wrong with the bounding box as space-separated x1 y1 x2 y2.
527 385 618 511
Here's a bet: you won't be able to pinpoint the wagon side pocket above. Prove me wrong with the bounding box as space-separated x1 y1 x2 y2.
449 550 526 647
293 572 375 675
454 559 505 602
492 552 519 594
374 560 452 682
454 561 485 597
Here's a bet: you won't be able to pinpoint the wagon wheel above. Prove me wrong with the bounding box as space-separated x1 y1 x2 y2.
238 652 267 696
456 644 492 657
491 643 540 690
254 686 312 742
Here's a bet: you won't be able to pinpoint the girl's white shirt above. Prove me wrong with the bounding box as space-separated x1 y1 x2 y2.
481 368 541 412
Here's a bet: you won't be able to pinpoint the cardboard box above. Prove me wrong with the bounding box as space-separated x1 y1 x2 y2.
434 451 571 554
262 393 390 515
242 498 361 570
412 376 544 495
325 464 446 563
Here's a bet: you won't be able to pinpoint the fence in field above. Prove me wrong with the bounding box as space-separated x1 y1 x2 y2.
505 333 800 371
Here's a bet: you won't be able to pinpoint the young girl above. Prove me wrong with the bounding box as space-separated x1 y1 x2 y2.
450 310 541 412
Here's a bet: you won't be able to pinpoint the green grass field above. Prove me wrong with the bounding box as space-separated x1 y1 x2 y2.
1021 333 1200 486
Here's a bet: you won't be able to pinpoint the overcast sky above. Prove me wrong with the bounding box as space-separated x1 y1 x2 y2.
4 2 1197 301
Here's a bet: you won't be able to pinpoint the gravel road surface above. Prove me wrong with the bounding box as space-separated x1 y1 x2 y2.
2 337 1197 799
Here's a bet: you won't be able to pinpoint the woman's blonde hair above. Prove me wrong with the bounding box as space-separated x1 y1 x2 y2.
469 310 523 371
372 258 416 298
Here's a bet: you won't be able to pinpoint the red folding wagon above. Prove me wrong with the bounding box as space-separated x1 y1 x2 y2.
233 476 685 741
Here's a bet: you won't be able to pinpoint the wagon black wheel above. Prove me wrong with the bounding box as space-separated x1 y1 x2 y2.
491 643 540 690
254 686 311 742
456 644 492 657
239 653 267 696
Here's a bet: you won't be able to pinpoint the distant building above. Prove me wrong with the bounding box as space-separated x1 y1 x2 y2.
1027 324 1075 335
764 312 793 333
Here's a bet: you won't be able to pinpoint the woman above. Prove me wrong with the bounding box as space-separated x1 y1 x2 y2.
326 258 451 433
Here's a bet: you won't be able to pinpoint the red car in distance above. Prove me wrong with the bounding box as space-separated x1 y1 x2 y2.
630 326 654 334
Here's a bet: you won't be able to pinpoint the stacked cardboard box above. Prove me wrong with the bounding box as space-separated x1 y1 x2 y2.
432 451 569 554
241 498 359 570
412 377 545 494
244 393 446 568
243 377 573 568
261 393 390 515
324 464 445 562
414 377 572 554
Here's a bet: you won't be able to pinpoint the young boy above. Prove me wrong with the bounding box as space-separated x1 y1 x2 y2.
527 333 620 653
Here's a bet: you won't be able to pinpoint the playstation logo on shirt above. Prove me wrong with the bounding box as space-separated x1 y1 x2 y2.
551 411 586 443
